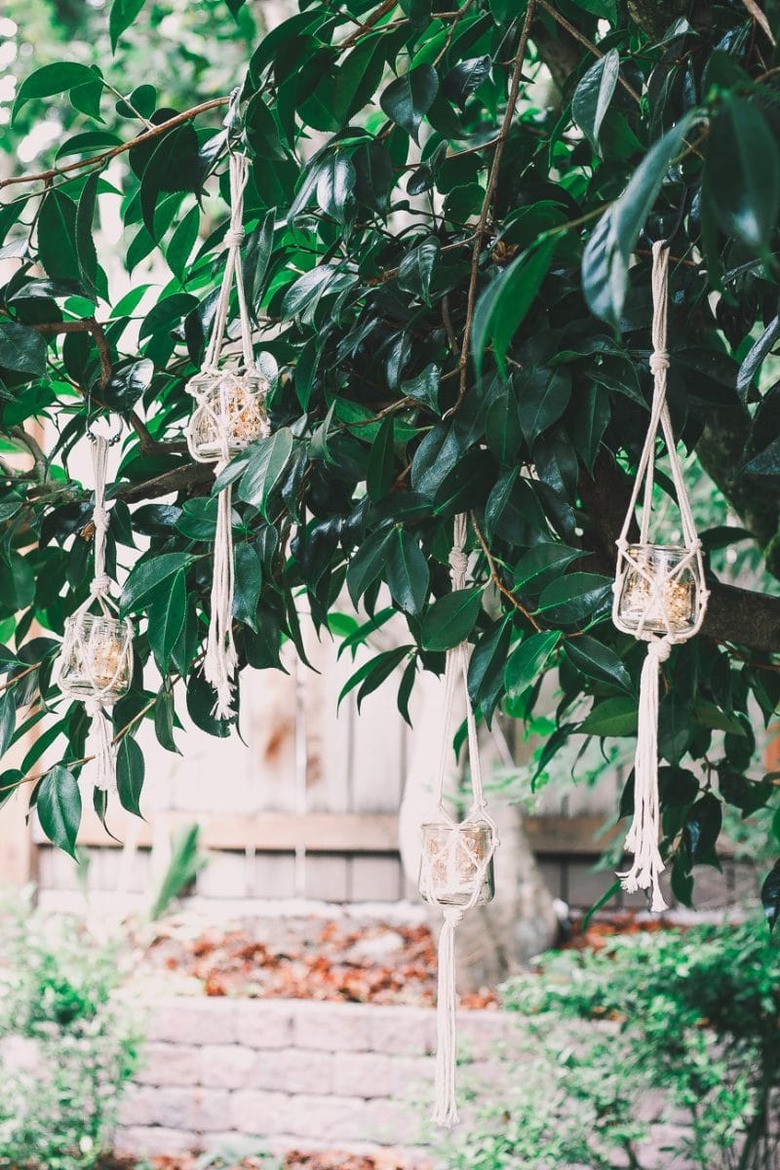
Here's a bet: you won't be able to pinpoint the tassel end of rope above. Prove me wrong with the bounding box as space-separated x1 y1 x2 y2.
433 905 464 1129
86 700 117 794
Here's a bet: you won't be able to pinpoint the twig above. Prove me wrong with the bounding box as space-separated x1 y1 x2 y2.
433 0 477 67
470 512 542 630
32 317 113 387
536 0 642 103
339 0 398 51
741 0 776 46
446 0 538 417
10 426 49 482
0 97 229 194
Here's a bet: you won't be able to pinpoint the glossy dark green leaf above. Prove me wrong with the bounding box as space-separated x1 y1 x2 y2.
504 631 561 699
120 552 191 614
472 238 558 376
0 692 15 759
737 315 780 404
346 528 394 607
536 572 613 625
761 859 780 932
580 696 638 737
109 0 148 49
385 529 430 616
13 62 99 120
148 568 187 667
233 543 262 630
243 209 276 313
0 323 46 376
397 237 439 306
338 645 412 710
683 792 722 868
517 367 571 446
565 635 633 692
467 616 513 723
245 91 286 160
380 65 439 142
402 363 440 412
154 688 179 754
167 205 200 284
422 588 483 651
36 765 81 858
513 543 584 593
706 96 780 254
316 153 356 223
116 735 145 817
237 428 294 517
37 190 80 283
101 358 154 413
76 171 102 301
571 49 620 156
582 113 694 327
367 416 395 502
442 56 491 111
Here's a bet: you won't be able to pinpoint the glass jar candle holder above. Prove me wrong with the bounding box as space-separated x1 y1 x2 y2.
58 613 133 700
617 543 697 635
418 820 496 908
188 369 270 461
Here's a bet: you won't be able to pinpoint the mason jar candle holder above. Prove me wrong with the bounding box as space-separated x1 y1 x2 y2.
58 613 133 700
418 820 496 908
617 543 697 635
187 369 270 461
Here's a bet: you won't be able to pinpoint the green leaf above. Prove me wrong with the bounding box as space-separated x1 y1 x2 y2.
380 65 439 142
516 367 572 446
565 635 632 692
513 543 584 594
338 645 412 710
0 692 16 759
580 696 638 737
0 323 46 376
398 237 440 306
422 588 483 651
233 543 262 630
245 91 286 160
385 529 430 616
536 572 613 625
442 55 491 111
582 113 695 327
346 528 394 607
705 96 780 254
36 765 81 858
367 416 395 502
148 568 187 667
116 736 145 817
76 171 102 301
13 62 100 120
402 363 440 412
683 793 722 868
110 0 148 51
154 687 179 754
37 190 80 283
167 205 200 284
120 552 191 614
472 237 559 376
504 631 561 699
571 49 620 156
761 859 780 932
315 152 356 223
237 428 295 517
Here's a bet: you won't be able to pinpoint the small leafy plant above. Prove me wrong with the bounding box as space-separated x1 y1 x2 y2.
0 890 141 1170
449 919 780 1170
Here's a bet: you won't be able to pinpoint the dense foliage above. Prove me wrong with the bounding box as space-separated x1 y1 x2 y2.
489 920 780 1169
1 0 780 907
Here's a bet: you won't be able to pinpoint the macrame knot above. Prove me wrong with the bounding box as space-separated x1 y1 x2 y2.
89 574 112 597
649 350 670 374
225 227 246 247
647 637 672 664
93 504 109 531
85 696 105 718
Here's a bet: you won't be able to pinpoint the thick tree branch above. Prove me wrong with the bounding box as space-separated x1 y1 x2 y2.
113 462 214 504
32 317 112 387
579 454 780 657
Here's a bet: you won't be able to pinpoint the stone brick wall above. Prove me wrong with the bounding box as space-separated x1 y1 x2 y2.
116 998 513 1160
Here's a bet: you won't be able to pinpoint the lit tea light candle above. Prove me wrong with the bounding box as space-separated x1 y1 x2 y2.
59 614 132 700
418 821 496 907
189 372 270 461
617 544 697 635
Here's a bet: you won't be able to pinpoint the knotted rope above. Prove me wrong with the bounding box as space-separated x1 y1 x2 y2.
422 513 498 1128
612 242 709 909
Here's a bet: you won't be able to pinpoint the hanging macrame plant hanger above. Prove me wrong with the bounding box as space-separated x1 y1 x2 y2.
418 513 498 1128
612 241 709 910
58 423 134 792
185 109 270 718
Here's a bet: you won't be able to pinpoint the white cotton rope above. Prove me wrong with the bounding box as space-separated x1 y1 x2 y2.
427 512 499 1129
612 242 709 910
63 433 133 793
185 149 255 719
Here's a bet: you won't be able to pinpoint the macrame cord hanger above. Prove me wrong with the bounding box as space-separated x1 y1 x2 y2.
185 92 270 718
58 421 134 792
418 513 499 1128
612 241 709 910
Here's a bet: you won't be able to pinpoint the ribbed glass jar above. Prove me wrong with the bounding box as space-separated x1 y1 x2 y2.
418 821 496 907
188 370 270 461
58 613 133 700
617 543 697 635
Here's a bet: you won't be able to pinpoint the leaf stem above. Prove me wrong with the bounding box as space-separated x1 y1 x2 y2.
470 511 542 630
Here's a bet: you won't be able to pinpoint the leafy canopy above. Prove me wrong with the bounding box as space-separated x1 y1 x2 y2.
1 0 780 908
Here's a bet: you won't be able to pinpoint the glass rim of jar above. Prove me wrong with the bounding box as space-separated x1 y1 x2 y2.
626 542 690 555
420 819 494 833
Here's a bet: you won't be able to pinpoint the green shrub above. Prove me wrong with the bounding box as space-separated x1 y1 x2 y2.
448 919 780 1170
0 890 141 1170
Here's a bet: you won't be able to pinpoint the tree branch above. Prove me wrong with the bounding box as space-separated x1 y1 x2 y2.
113 462 214 504
32 316 112 387
447 0 538 418
0 97 229 194
579 454 780 657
